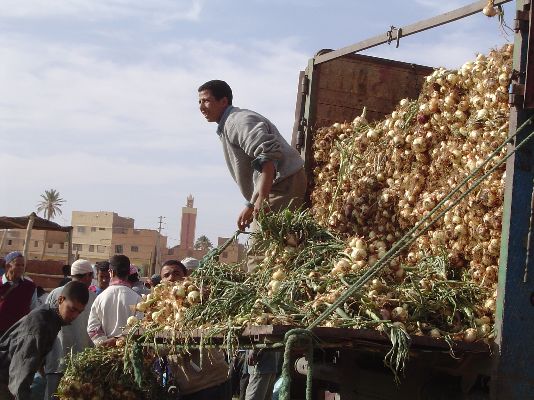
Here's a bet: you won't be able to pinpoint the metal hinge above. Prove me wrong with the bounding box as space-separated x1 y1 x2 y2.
301 75 310 95
515 9 530 32
509 83 525 106
296 118 307 151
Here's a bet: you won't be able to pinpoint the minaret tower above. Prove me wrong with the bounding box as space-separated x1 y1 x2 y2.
180 194 197 249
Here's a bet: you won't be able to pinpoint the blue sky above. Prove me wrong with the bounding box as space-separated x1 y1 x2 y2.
0 0 514 246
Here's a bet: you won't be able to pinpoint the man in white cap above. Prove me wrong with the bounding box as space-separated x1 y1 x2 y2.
128 265 150 296
181 257 199 273
43 259 96 399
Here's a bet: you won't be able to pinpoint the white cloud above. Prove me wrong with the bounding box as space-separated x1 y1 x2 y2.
413 0 467 14
0 153 227 186
0 0 204 23
0 34 306 157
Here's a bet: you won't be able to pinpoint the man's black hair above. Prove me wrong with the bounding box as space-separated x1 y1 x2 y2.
162 259 187 276
62 265 70 276
198 80 233 105
109 255 131 279
151 274 161 286
61 280 89 305
96 261 110 272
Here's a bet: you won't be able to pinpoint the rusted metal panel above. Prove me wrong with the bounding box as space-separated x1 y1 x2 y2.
310 53 432 130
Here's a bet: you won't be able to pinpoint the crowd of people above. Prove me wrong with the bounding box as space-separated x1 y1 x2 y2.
0 252 211 400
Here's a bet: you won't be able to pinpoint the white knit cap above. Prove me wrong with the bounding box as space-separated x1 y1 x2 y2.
70 259 93 275
181 257 199 270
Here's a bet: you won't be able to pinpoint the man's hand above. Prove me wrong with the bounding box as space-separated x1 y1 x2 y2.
238 198 271 230
99 337 118 347
253 196 270 216
238 206 254 231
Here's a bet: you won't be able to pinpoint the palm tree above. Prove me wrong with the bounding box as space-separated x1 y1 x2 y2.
194 235 213 251
36 189 66 260
36 189 65 220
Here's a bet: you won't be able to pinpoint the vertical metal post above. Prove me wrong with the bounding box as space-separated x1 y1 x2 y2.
299 57 317 204
0 229 6 255
22 213 35 273
493 0 534 397
67 227 73 265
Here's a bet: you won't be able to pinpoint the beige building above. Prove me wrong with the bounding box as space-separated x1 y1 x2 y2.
164 245 207 265
0 229 69 261
217 237 246 264
71 211 167 275
163 236 245 267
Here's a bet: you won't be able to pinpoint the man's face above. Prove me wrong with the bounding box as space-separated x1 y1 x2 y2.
58 296 85 324
198 90 228 123
6 256 24 281
161 265 186 283
78 272 94 288
97 269 110 290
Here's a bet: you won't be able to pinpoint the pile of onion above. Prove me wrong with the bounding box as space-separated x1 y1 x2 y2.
135 279 202 330
310 44 512 330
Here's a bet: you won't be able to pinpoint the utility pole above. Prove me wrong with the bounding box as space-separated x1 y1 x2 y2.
152 216 165 276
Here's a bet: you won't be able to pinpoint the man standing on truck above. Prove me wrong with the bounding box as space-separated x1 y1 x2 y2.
198 80 305 400
198 79 306 236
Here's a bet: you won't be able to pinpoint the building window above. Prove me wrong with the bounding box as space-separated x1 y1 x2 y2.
91 227 97 232
115 245 123 254
48 243 53 248
131 246 139 252
99 228 105 231
97 245 106 253
34 241 39 247
77 226 86 233
7 240 12 245
89 245 95 252
59 243 65 250
73 244 83 251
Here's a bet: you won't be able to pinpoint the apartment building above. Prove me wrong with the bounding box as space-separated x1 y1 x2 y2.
216 236 246 264
164 236 245 266
0 229 69 261
71 211 167 273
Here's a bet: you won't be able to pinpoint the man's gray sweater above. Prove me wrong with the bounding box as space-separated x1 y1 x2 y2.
217 106 304 203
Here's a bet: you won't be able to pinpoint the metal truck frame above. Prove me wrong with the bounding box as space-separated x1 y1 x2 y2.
290 0 534 398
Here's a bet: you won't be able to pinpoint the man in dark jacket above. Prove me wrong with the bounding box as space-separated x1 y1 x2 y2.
0 280 89 400
0 252 37 337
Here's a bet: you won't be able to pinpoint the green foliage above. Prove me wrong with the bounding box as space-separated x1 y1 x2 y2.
36 188 65 220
